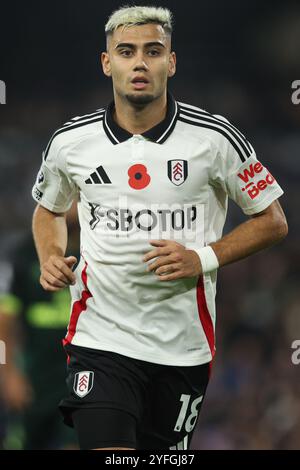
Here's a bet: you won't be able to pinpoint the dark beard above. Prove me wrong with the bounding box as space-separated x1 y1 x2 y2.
125 93 155 107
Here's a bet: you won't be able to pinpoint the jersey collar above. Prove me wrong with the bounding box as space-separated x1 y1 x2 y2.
103 92 178 145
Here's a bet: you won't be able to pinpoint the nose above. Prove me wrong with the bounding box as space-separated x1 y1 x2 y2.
133 52 149 72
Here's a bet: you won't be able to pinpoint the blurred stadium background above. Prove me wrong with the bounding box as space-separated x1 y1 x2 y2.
0 0 299 449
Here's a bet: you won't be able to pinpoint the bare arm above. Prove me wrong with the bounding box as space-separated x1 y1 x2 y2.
32 205 77 291
209 199 288 267
143 200 288 280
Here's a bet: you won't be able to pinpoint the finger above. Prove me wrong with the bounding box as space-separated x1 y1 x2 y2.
155 263 182 276
143 246 172 262
53 258 76 284
150 240 184 249
149 239 168 247
147 256 174 272
157 271 184 282
65 256 78 268
43 264 70 285
40 277 63 292
42 272 68 288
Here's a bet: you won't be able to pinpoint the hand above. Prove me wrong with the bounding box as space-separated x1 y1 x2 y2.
40 255 77 291
143 240 202 281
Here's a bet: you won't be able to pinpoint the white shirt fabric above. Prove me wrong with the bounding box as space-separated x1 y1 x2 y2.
32 94 284 366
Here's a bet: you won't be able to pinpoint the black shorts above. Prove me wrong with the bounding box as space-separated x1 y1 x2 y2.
59 343 211 450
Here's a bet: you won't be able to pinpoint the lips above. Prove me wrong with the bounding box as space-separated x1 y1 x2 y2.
131 77 149 89
131 76 149 84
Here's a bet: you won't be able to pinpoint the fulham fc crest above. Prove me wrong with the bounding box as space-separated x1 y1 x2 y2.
73 371 94 398
168 160 188 186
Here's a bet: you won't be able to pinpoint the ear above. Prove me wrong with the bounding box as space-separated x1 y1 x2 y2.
168 51 176 78
101 52 112 77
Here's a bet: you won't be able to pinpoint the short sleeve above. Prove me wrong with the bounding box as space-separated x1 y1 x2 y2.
32 135 77 213
210 116 284 215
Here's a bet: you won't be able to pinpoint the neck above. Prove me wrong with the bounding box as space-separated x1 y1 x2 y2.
113 92 167 135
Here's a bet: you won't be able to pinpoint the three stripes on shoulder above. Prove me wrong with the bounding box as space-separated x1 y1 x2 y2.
178 102 253 163
43 108 105 160
43 102 253 164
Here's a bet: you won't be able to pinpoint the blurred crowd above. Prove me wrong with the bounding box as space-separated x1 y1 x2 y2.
0 0 299 450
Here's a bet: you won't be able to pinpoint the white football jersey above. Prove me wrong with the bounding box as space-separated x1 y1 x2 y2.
32 94 284 366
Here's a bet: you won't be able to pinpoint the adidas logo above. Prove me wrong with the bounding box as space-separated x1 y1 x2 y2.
85 166 112 184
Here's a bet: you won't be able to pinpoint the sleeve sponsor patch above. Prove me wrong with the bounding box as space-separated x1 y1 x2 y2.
33 187 43 201
236 159 276 201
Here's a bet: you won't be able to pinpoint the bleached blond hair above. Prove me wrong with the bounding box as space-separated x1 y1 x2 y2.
105 5 173 36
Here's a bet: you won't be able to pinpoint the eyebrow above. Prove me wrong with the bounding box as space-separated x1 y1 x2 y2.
114 41 166 50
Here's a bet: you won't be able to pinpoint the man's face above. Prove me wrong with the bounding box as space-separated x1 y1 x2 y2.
101 23 176 106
